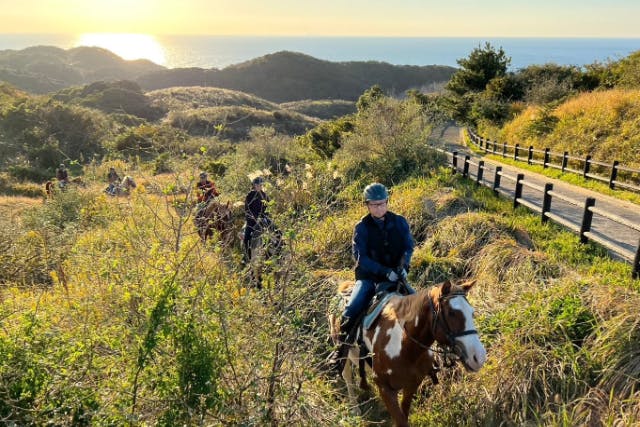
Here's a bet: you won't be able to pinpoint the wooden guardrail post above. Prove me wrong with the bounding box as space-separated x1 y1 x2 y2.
493 166 502 194
583 155 592 178
514 173 525 208
528 146 534 165
633 239 640 279
542 183 553 223
562 151 569 172
502 142 507 157
579 197 596 243
462 155 470 177
609 160 619 189
514 144 520 161
452 151 458 173
543 148 550 168
477 160 484 185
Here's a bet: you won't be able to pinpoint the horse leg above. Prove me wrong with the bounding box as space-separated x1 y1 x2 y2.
358 345 370 391
400 382 420 422
377 384 408 427
342 347 361 415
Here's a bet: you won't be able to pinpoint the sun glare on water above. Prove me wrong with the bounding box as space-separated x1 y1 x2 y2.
75 33 166 65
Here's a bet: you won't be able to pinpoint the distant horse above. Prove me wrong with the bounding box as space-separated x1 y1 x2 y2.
195 199 234 244
106 176 137 196
44 181 55 198
328 279 486 427
44 177 85 198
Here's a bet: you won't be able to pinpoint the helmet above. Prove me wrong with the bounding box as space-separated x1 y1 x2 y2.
59 164 65 169
252 176 264 185
363 183 388 202
199 172 207 179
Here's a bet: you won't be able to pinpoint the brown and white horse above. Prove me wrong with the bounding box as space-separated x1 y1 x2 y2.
195 200 234 244
329 279 486 427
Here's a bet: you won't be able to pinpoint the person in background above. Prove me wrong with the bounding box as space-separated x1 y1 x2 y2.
56 163 69 188
328 182 415 374
196 172 220 204
243 176 270 263
106 167 121 196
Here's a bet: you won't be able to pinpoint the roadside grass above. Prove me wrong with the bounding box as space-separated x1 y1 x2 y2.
462 130 640 206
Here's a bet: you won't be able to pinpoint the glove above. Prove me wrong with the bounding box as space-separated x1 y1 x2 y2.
400 268 408 280
387 270 399 282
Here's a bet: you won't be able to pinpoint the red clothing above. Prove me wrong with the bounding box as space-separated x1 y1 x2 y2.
197 180 219 203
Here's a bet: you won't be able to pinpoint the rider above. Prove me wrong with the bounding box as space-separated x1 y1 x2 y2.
106 167 121 196
243 176 271 263
196 172 220 204
328 182 415 374
56 163 69 188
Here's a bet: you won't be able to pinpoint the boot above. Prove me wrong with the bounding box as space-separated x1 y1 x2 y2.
327 316 357 376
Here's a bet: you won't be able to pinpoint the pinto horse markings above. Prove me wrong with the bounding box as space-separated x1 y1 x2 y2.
329 279 486 427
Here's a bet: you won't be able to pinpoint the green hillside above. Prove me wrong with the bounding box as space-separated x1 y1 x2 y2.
482 88 640 169
136 51 456 102
0 93 638 425
0 46 456 103
1 50 639 425
0 45 163 93
279 99 356 120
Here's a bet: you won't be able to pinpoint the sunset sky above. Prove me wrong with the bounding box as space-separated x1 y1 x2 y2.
2 0 640 37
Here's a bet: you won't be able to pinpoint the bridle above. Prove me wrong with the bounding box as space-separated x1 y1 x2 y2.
429 291 478 343
406 288 478 367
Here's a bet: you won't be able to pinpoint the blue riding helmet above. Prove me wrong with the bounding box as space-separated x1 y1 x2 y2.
199 172 208 179
252 176 264 185
363 182 388 202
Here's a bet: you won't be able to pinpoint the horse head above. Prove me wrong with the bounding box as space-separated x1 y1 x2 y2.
122 176 136 191
430 279 486 372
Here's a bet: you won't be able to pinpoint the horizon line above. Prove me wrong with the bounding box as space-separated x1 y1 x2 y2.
2 32 640 39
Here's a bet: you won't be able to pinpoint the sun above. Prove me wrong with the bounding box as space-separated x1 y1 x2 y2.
75 33 166 65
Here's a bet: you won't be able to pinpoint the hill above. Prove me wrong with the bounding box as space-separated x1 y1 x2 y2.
137 51 457 102
0 45 163 93
1 46 456 102
483 88 640 168
279 99 356 120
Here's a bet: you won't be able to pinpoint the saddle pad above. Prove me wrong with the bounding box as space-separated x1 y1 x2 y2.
363 292 400 330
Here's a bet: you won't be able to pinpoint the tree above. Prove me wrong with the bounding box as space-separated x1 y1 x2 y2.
446 43 511 96
356 85 385 112
444 43 512 125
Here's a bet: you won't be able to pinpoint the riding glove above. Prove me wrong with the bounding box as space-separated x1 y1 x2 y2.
387 270 399 282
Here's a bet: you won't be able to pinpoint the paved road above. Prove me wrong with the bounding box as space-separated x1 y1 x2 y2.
431 125 640 265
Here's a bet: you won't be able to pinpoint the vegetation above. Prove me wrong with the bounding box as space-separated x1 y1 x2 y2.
1 46 456 103
1 81 639 426
2 44 640 426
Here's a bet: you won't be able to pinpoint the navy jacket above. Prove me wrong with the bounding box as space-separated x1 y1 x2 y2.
353 211 414 282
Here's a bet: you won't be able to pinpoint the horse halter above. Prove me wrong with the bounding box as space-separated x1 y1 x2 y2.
428 290 478 362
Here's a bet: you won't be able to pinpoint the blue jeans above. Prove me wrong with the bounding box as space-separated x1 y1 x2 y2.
343 279 375 320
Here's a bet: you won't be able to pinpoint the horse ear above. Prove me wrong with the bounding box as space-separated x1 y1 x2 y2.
441 280 452 295
460 279 477 293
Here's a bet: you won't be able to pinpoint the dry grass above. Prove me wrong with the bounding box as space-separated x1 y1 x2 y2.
498 89 640 168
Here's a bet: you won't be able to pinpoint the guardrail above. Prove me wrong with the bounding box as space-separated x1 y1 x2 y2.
436 147 640 279
467 129 640 194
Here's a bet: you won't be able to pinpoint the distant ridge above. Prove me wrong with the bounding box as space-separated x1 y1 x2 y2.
0 46 456 102
137 51 456 102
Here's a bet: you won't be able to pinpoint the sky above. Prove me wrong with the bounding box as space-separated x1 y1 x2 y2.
2 0 640 37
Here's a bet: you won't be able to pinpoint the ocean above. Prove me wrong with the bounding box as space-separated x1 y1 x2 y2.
1 34 639 70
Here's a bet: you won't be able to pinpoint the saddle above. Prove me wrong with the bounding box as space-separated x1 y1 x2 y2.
362 280 411 331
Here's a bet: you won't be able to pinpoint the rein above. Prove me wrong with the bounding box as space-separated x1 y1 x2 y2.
405 289 478 367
